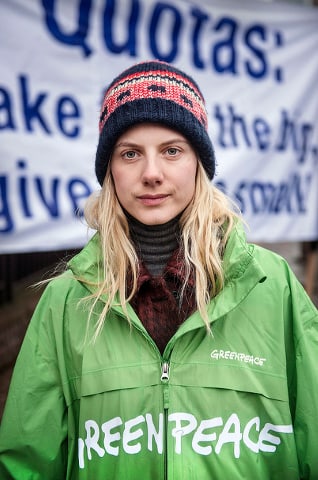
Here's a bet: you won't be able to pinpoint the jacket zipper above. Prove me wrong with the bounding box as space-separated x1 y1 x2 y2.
161 362 170 480
161 362 170 382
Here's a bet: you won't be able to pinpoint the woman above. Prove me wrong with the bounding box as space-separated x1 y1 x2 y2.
0 60 317 479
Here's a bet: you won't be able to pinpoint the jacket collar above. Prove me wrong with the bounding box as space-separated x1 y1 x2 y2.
173 224 267 338
68 223 266 329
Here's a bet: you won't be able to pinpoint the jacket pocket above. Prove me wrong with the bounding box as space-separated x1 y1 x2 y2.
67 361 160 403
169 361 288 402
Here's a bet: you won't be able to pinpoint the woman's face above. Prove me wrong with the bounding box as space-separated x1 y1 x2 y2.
110 123 198 225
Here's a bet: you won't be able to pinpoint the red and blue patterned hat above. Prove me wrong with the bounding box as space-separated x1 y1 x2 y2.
95 60 215 185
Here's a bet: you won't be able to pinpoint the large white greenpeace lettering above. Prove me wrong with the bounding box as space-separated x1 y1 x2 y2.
77 412 293 469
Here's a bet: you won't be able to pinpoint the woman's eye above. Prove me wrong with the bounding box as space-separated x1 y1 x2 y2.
123 151 136 159
167 147 179 156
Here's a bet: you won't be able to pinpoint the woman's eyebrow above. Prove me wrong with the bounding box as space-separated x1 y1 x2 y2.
160 138 189 146
113 141 140 149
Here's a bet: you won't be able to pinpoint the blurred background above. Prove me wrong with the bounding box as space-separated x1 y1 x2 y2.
1 0 317 419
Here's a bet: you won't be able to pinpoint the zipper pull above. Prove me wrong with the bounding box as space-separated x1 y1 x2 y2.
161 362 170 381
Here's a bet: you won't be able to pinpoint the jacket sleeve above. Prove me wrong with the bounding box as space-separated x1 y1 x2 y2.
287 271 318 479
0 283 68 479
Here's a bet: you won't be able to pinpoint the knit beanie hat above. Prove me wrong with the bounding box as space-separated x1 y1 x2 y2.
95 60 215 185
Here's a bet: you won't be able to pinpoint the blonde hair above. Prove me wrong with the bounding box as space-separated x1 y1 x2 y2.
84 161 239 338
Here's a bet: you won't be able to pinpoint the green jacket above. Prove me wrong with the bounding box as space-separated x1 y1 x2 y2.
0 226 317 479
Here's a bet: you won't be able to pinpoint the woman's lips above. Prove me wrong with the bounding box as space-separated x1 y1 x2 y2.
137 194 169 206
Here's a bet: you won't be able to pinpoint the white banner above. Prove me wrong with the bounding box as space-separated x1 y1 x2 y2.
1 0 317 253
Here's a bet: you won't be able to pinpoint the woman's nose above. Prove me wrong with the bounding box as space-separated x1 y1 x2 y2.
141 157 164 185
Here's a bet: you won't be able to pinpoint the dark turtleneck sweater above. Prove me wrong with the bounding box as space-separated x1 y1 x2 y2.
127 213 181 277
126 213 196 354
